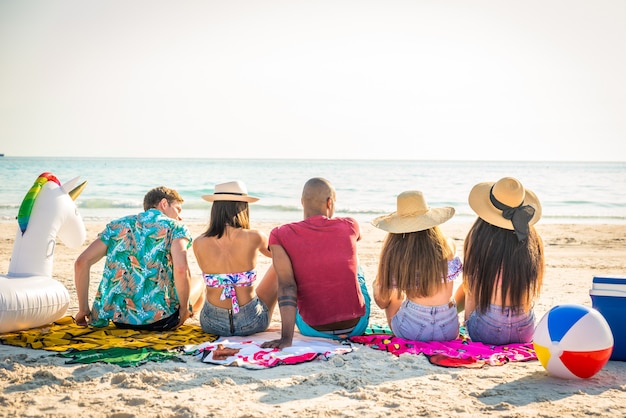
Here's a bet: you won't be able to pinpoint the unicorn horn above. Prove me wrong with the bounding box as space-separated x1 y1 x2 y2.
69 181 87 201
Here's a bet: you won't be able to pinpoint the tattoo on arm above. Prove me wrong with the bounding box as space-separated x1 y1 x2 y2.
278 295 297 308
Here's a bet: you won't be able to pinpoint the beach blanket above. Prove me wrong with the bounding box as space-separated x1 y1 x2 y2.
350 333 537 368
186 331 353 369
0 316 218 367
59 347 185 367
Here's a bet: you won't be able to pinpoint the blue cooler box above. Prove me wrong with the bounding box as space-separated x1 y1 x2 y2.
590 276 626 361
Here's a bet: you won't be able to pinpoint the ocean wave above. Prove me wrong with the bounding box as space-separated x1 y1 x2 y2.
78 198 142 209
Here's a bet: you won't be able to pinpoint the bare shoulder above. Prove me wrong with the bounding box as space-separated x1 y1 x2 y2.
192 233 210 248
243 228 267 239
446 237 457 254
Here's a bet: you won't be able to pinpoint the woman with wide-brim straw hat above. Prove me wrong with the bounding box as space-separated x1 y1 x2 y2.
371 190 463 342
455 177 545 345
193 180 278 336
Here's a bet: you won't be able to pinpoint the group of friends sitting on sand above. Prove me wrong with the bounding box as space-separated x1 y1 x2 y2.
73 176 544 349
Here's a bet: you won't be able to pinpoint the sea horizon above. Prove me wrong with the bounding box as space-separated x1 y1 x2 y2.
1 156 625 226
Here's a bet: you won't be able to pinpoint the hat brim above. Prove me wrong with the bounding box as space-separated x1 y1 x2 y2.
372 207 455 233
468 182 541 230
201 194 259 203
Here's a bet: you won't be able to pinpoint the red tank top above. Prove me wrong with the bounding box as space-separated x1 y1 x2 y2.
269 215 365 326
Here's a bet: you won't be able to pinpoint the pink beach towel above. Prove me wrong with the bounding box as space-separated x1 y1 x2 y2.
350 334 537 368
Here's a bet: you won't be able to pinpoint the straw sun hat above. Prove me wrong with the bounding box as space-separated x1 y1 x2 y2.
201 181 259 203
468 177 541 231
372 190 455 233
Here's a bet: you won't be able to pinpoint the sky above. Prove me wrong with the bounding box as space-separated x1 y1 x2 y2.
1 0 625 161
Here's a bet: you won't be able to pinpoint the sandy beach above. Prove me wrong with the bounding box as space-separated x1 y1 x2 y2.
1 220 626 417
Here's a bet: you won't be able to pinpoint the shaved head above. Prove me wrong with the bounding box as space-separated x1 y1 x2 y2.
301 177 336 218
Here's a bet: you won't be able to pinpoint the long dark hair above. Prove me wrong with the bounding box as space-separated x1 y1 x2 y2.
203 201 250 238
463 218 544 314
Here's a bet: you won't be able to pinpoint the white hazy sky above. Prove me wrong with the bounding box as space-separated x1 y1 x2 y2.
1 0 625 161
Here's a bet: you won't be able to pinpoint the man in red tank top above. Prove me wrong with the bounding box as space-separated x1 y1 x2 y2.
262 177 370 349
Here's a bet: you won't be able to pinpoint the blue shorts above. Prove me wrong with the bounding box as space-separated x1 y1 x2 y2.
391 300 460 341
200 297 270 336
295 266 371 340
466 304 535 345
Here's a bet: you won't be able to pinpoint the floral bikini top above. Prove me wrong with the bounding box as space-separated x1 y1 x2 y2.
203 270 257 314
446 256 463 282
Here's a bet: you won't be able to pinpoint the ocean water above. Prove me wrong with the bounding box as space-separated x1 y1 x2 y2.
0 157 625 225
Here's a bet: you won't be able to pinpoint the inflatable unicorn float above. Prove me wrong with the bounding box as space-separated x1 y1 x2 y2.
0 172 87 333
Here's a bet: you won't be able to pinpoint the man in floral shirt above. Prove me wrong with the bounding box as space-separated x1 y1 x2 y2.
74 186 203 330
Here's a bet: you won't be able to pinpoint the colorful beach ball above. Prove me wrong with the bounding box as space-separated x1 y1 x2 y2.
533 304 613 379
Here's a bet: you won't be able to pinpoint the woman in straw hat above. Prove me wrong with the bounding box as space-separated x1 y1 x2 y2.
455 177 544 345
372 190 462 341
193 181 277 336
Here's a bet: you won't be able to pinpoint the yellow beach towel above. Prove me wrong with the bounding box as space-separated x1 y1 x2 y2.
0 316 218 352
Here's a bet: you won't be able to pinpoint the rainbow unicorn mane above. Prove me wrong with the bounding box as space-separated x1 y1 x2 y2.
17 172 61 234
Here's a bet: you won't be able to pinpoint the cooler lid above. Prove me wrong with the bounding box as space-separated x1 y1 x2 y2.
593 276 626 284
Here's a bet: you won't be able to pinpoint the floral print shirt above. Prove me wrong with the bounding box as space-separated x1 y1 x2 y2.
90 209 192 327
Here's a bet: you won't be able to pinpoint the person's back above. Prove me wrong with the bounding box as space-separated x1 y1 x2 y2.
457 177 544 345
262 177 370 349
270 214 364 327
90 209 182 326
372 190 461 341
75 186 202 331
193 181 277 336
203 228 263 271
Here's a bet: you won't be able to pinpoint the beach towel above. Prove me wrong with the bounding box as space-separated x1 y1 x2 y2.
186 331 353 369
350 333 537 368
59 347 185 367
0 316 218 367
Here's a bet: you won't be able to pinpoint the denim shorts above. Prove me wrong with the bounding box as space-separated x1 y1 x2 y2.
391 300 460 341
466 304 535 345
200 297 270 336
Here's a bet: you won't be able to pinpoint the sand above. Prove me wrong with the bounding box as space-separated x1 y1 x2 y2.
1 221 626 417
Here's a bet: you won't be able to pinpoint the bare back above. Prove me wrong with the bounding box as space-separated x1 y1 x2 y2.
193 226 271 309
490 273 528 310
406 238 457 307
